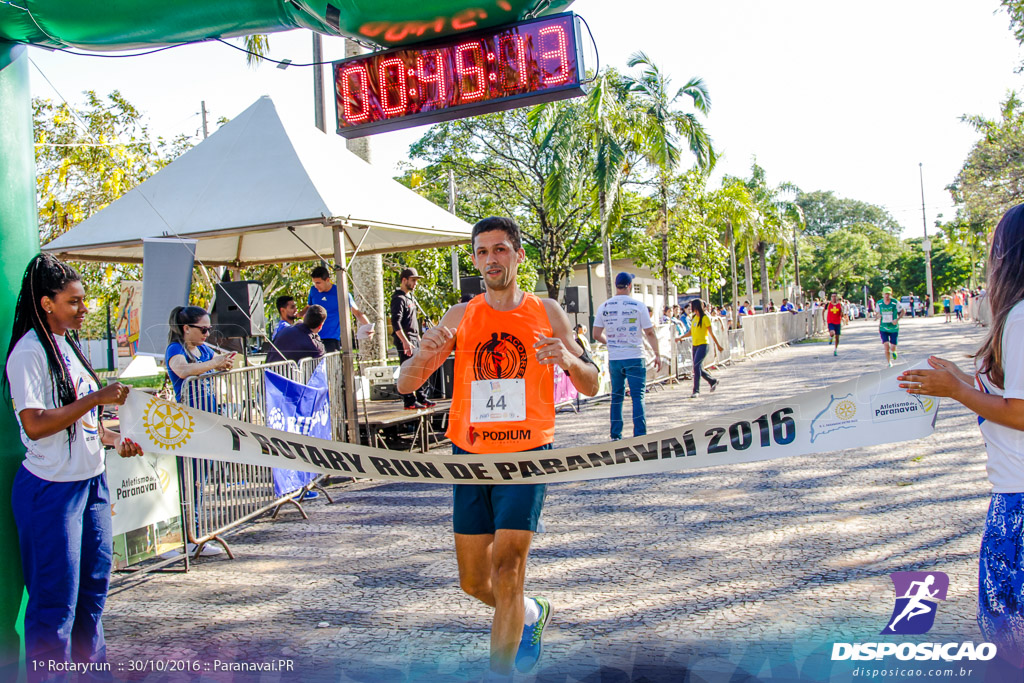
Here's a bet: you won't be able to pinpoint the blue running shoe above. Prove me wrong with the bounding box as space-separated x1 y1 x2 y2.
515 597 552 674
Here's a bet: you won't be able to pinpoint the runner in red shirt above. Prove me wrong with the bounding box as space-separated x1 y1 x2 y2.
822 292 848 357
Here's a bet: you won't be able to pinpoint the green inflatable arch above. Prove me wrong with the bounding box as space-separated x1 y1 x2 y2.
0 0 570 676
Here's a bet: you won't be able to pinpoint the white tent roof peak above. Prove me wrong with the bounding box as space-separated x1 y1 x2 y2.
43 96 471 266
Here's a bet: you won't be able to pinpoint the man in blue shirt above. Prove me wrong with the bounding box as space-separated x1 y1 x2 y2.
272 295 298 340
266 305 327 364
779 298 797 313
308 265 372 353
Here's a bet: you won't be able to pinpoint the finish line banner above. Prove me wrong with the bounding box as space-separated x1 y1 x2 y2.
120 364 939 485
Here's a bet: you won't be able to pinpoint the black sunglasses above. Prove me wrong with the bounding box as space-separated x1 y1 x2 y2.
186 324 212 335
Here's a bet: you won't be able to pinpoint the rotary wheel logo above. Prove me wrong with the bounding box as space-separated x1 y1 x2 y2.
143 399 195 450
834 400 857 420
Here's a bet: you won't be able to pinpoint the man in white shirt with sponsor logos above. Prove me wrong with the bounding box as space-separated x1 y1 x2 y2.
592 272 661 441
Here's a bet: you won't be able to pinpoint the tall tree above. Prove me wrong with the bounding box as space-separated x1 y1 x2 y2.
793 189 902 237
950 92 1024 231
629 170 728 303
799 228 879 297
704 178 755 324
890 236 972 298
940 214 989 288
34 91 192 323
409 103 599 299
741 162 785 310
1000 1 1024 47
587 70 643 297
766 201 805 305
626 52 715 303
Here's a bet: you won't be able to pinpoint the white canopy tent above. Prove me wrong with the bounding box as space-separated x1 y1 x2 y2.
42 95 472 266
43 96 473 443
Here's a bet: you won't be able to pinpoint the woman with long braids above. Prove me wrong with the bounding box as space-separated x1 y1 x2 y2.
4 254 143 679
899 203 1024 666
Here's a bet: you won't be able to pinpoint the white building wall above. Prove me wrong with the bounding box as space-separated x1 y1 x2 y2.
544 259 685 322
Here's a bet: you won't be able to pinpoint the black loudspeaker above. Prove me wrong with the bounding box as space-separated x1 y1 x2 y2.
460 276 485 298
212 281 266 338
564 286 582 313
426 355 455 399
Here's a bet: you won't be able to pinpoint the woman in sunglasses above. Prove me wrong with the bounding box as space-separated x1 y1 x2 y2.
166 306 235 557
165 306 234 412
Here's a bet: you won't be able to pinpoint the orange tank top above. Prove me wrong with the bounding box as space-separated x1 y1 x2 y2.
446 293 555 453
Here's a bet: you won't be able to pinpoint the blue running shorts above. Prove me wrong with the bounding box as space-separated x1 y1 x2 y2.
880 330 899 345
452 443 549 535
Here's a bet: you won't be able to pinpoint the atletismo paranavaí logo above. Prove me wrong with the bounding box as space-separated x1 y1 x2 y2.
832 571 997 663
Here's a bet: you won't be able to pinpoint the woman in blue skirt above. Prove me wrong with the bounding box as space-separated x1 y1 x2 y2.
900 204 1024 666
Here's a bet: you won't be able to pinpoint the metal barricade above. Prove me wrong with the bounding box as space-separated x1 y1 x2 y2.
178 360 317 558
672 316 734 381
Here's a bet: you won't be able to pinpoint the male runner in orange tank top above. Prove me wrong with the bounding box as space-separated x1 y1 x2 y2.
398 217 600 676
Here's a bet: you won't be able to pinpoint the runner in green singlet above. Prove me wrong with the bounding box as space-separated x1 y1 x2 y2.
878 286 903 367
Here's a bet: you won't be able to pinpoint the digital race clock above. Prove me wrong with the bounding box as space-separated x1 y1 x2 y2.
333 13 586 138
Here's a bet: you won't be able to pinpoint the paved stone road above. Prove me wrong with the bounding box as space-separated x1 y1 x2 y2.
103 316 1008 682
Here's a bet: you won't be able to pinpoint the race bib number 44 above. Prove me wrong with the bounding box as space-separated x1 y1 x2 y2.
471 379 526 422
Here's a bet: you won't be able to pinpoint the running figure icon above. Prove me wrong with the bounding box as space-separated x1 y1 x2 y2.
881 571 949 635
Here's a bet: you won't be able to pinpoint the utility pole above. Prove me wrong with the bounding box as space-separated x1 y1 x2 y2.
919 163 934 316
448 169 459 290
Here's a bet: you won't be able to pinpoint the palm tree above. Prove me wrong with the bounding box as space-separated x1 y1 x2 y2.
775 202 805 304
626 52 716 304
742 162 785 311
238 35 271 66
706 179 756 325
587 71 641 297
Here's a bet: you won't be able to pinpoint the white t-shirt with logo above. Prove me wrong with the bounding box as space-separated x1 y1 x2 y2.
594 295 653 361
978 300 1024 493
7 330 103 482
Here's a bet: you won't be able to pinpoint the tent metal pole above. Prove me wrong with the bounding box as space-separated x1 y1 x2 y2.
347 224 372 261
332 224 360 444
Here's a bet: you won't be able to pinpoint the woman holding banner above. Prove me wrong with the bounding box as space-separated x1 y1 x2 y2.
900 203 1024 666
165 306 233 556
4 254 143 681
165 306 234 410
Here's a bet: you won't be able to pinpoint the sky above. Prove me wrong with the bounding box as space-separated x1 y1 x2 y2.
26 0 1024 238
